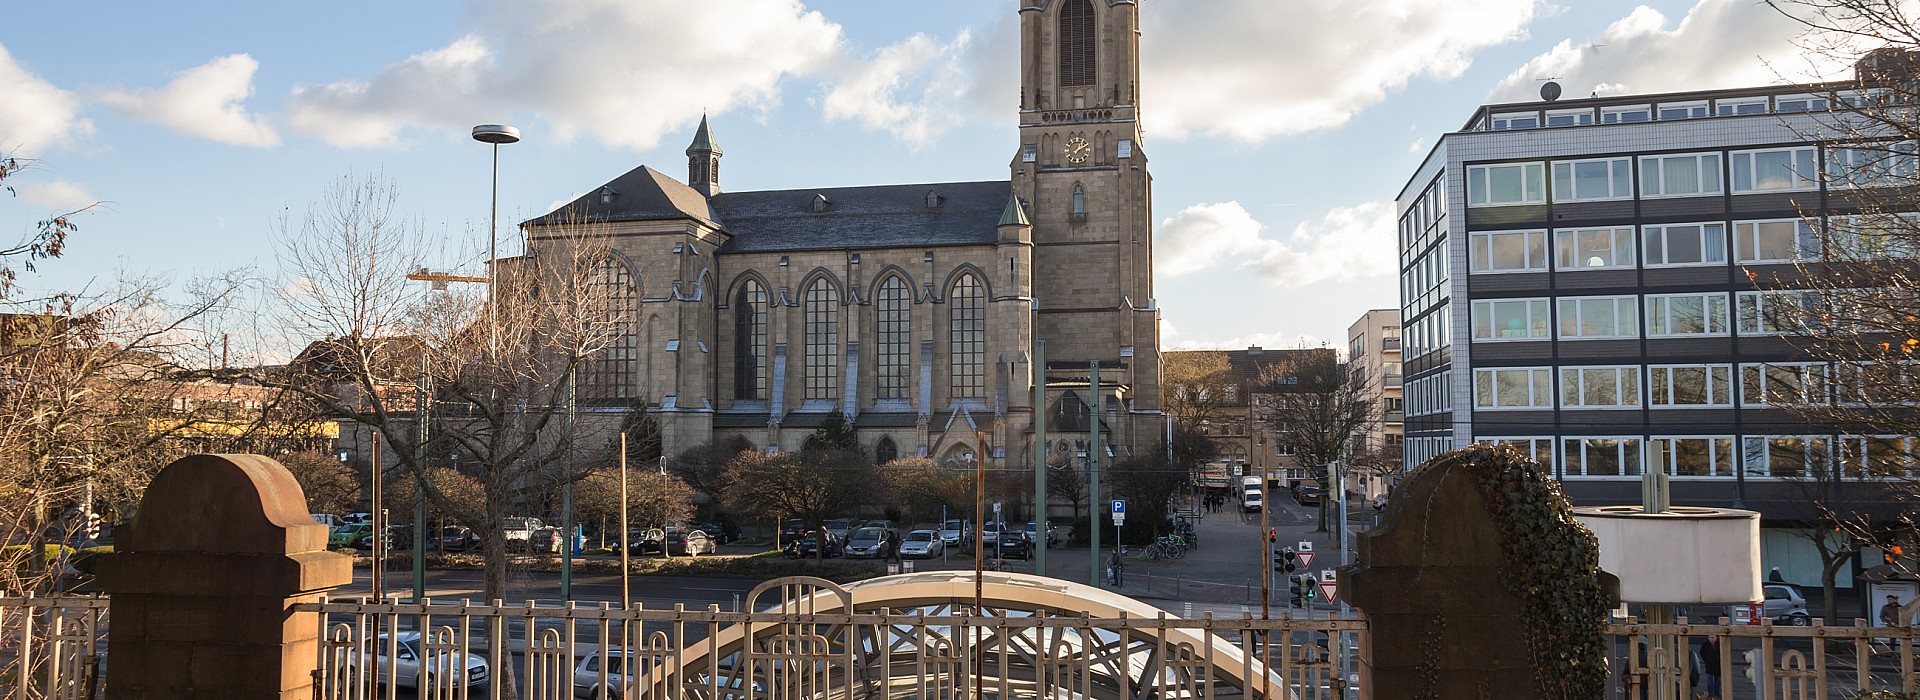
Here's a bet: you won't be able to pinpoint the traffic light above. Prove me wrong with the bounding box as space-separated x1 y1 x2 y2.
1301 574 1318 602
1743 648 1765 686
1288 573 1307 607
1274 547 1298 573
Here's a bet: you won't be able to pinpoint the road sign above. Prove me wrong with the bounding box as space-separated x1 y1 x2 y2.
1297 551 1316 569
1297 541 1313 552
1317 573 1339 603
1112 500 1126 526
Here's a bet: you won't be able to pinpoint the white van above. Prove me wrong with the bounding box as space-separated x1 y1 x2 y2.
1238 475 1262 494
1241 490 1263 512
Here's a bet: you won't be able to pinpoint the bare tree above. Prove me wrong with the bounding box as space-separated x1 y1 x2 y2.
573 467 696 548
281 450 361 515
721 448 874 559
1162 351 1239 425
1254 349 1373 531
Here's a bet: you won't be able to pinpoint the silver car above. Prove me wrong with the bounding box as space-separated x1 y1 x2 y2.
361 631 489 690
898 529 944 559
573 648 640 699
937 519 971 547
1763 584 1811 625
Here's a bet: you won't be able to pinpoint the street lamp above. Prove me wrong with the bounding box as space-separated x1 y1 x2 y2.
471 123 520 347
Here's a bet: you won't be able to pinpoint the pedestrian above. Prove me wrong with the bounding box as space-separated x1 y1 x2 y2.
1768 566 1784 582
1698 636 1721 695
1107 548 1125 587
1882 594 1905 628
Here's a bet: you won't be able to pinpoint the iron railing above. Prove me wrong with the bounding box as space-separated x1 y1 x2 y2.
0 593 106 700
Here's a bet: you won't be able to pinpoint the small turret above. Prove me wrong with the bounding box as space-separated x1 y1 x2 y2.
687 115 722 197
997 194 1031 243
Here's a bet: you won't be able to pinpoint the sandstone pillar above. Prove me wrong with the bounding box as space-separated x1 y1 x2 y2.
98 454 352 699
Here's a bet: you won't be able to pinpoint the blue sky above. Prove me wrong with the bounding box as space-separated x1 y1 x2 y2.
0 0 1841 350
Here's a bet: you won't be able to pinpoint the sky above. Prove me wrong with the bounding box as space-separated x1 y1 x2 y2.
0 0 1856 352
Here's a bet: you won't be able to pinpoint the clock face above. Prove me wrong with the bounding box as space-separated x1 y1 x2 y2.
1064 137 1091 165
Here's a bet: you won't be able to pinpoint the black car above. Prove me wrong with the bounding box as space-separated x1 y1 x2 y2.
436 526 478 552
626 529 664 555
789 531 843 558
779 518 809 543
694 520 741 545
993 530 1033 561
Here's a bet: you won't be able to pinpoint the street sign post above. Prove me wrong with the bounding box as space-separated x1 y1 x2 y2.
1111 499 1126 526
1297 541 1313 551
1297 551 1317 569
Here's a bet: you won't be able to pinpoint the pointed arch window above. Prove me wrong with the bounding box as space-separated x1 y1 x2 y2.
876 276 912 400
804 278 840 401
1058 0 1096 87
582 256 639 403
733 279 769 401
949 274 986 400
1072 184 1086 215
875 436 900 465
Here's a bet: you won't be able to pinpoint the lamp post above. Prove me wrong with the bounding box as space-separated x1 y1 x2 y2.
471 123 520 350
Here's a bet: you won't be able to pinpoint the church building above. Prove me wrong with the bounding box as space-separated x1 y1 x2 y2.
522 0 1164 466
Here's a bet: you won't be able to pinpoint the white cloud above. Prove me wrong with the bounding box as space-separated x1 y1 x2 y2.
820 31 975 144
1145 0 1536 141
1490 0 1848 102
13 178 96 212
97 54 280 148
0 43 91 152
1155 200 1396 287
286 0 843 150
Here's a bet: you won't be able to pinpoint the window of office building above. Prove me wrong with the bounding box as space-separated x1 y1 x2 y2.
1489 437 1556 467
1716 98 1768 116
1649 437 1736 477
1646 293 1730 336
1640 153 1723 197
1560 366 1640 408
1471 298 1551 341
1552 157 1632 201
1658 101 1710 120
1736 290 1812 335
1563 438 1643 477
1648 364 1734 406
1733 219 1817 263
1828 214 1920 259
1838 436 1913 477
1558 296 1639 339
1467 162 1546 207
1732 147 1819 192
1601 105 1651 123
1546 109 1595 127
1473 367 1553 409
1469 230 1548 273
1643 223 1728 267
1491 113 1539 130
1828 142 1917 189
1774 94 1829 113
1555 227 1636 270
1741 362 1828 406
1741 436 1826 478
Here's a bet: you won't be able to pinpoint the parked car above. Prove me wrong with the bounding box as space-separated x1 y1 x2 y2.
358 631 489 690
693 520 740 545
789 531 843 558
355 524 412 551
572 647 643 699
626 529 664 555
822 519 856 540
937 519 971 547
330 523 373 549
844 527 897 559
1292 482 1325 506
899 529 944 559
436 526 478 552
665 528 716 556
529 526 566 554
993 530 1033 561
1762 584 1811 625
502 517 548 550
779 518 810 543
861 520 900 537
311 513 343 527
1025 521 1058 548
343 512 373 525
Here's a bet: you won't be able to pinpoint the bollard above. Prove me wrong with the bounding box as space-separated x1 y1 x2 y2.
733 592 741 612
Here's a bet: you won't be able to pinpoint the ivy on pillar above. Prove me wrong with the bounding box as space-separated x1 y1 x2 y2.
98 454 352 699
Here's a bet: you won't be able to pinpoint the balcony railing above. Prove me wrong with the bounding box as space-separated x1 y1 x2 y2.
1381 372 1403 388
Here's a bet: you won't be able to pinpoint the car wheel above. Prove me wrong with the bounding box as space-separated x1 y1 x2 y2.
1789 613 1811 626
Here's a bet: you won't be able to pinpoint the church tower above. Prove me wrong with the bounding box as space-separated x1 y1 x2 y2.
1012 0 1163 452
688 114 722 197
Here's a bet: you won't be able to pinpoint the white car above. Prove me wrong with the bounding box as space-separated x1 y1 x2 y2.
899 529 944 559
937 519 971 547
361 631 489 690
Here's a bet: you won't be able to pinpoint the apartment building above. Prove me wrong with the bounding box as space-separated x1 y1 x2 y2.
1346 309 1404 461
1397 53 1915 585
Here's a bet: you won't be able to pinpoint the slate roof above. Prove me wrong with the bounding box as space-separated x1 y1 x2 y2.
524 166 716 227
711 180 1012 253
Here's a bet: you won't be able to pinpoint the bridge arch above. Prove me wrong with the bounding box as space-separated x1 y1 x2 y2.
664 571 1291 699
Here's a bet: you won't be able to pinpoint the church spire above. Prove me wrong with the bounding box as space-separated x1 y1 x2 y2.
687 114 722 197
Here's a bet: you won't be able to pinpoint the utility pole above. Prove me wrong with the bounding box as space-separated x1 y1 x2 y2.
561 373 575 600
1087 360 1102 587
1260 435 1270 619
1031 340 1047 577
370 438 383 605
619 432 630 608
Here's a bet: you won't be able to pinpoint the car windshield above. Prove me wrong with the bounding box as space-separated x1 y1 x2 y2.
849 529 880 543
906 532 934 542
942 520 963 530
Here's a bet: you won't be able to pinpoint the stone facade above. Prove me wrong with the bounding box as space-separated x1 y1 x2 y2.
521 0 1165 465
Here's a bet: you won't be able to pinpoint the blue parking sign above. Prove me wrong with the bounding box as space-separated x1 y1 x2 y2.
1112 500 1125 514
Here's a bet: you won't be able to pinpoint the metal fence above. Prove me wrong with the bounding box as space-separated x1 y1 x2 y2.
20 588 1920 699
0 594 105 700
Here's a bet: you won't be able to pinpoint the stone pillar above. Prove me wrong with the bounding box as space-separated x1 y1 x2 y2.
97 454 352 699
1338 447 1617 699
